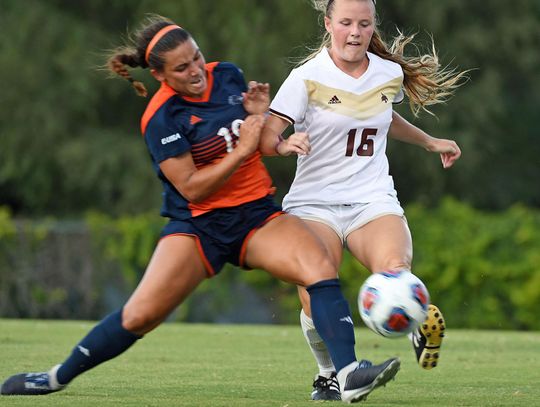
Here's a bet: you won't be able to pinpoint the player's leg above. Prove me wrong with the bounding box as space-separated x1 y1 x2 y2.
345 214 412 274
346 214 445 369
245 214 356 368
1 235 207 396
296 220 343 400
245 214 400 403
274 205 349 400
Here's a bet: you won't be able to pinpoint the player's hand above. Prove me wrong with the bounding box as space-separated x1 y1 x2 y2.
237 114 265 157
242 81 270 115
427 138 462 169
276 132 311 156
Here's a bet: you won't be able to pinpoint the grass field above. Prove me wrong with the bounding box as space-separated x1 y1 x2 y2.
0 319 538 406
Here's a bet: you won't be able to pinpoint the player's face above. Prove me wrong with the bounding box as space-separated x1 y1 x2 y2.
325 0 375 70
152 38 207 97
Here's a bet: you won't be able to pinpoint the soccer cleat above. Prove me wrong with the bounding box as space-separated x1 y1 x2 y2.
337 358 400 403
1 365 64 396
412 304 446 369
311 372 341 401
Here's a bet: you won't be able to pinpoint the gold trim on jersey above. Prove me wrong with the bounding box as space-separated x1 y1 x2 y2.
304 76 402 120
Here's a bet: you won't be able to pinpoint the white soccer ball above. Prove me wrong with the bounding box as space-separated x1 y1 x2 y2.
358 270 430 338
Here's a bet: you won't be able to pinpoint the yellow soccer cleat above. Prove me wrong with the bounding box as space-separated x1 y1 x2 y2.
411 304 446 369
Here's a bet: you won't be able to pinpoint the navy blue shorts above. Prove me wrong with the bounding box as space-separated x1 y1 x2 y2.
160 195 283 276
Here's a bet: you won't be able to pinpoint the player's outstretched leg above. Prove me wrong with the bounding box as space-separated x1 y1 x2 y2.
411 304 446 369
1 309 140 396
306 279 400 403
337 358 401 403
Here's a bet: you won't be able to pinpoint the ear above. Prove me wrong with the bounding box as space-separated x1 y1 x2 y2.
150 68 165 82
324 16 332 34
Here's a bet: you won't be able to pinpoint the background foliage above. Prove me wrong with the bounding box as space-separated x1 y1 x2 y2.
1 1 539 327
1 201 539 330
1 0 539 215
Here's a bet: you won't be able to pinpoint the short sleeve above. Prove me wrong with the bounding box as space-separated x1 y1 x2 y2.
269 68 308 125
144 109 191 163
392 63 405 104
393 87 405 105
231 63 248 93
220 62 248 96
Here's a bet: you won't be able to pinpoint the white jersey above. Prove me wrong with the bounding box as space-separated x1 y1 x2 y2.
270 48 404 209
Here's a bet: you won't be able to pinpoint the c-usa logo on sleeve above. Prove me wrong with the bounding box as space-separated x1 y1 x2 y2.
161 133 182 145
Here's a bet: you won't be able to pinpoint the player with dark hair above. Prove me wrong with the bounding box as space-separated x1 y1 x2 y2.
1 15 399 403
260 0 467 400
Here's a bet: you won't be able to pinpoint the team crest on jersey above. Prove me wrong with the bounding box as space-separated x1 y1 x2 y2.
228 95 244 105
381 93 389 103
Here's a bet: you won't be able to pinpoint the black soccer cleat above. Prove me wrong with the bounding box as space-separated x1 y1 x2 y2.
337 358 400 403
412 304 446 369
311 372 341 401
1 365 64 396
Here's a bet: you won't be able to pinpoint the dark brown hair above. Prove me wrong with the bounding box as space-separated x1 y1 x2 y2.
106 15 191 97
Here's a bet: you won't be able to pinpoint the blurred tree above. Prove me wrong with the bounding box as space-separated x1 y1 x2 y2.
0 0 159 215
380 0 540 209
0 0 539 216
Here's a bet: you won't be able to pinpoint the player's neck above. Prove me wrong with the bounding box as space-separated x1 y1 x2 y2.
329 51 370 79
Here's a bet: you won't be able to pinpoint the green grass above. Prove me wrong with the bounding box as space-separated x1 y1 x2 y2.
0 320 539 406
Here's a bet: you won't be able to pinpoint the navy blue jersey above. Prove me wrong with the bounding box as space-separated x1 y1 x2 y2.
141 62 274 220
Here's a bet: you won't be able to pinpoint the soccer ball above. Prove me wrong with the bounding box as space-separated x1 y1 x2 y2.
358 270 430 338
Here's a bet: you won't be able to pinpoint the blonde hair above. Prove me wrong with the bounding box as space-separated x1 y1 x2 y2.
304 0 468 116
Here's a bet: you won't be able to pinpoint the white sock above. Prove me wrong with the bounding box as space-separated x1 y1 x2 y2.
47 364 64 390
336 361 358 390
300 309 336 377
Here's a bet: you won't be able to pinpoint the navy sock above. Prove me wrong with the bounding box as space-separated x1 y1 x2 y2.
56 309 141 385
307 279 356 372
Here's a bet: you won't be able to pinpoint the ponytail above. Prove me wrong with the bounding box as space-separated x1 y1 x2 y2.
368 30 469 116
108 54 148 97
104 14 190 98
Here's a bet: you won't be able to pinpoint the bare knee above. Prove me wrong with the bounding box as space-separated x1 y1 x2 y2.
296 252 338 287
122 305 165 335
372 257 411 273
362 246 412 273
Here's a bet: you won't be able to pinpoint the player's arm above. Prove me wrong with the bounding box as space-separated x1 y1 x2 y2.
259 114 311 157
161 115 265 203
389 111 461 169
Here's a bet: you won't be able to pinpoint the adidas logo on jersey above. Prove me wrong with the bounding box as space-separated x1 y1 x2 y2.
190 115 202 125
381 93 389 103
328 95 341 104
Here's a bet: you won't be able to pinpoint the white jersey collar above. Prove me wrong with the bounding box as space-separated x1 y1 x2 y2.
318 47 375 81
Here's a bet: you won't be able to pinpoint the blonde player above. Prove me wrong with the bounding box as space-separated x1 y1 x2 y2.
260 0 467 401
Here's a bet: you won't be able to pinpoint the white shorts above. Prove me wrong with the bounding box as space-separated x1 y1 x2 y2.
286 196 405 243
